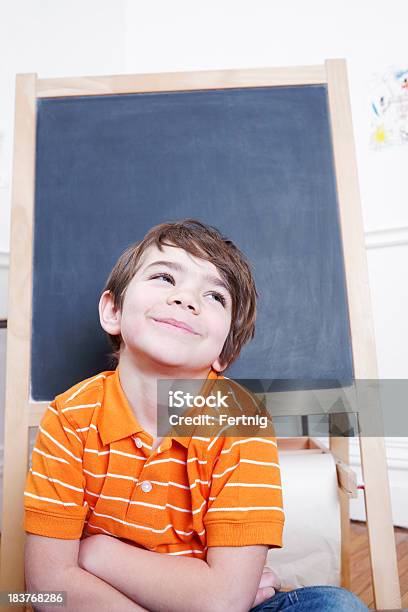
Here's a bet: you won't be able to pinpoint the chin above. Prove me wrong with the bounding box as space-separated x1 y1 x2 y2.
145 349 194 369
152 354 211 375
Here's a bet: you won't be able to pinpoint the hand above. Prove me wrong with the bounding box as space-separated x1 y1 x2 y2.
251 566 281 608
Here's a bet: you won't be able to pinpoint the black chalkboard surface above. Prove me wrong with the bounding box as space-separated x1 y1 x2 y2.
32 85 353 400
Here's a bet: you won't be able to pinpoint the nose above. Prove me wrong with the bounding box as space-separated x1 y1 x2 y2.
167 289 200 313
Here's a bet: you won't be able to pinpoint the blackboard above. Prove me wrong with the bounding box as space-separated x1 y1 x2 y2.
32 85 354 400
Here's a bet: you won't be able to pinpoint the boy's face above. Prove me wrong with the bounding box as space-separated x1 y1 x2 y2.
100 244 232 374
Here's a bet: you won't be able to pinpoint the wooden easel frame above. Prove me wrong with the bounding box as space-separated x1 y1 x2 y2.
0 60 401 610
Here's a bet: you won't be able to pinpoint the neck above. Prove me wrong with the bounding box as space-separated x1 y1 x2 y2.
117 349 213 437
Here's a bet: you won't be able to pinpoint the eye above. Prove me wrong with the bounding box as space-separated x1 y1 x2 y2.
150 272 175 284
208 292 227 306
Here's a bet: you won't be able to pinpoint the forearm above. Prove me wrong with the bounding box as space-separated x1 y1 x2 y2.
34 564 148 612
80 537 225 612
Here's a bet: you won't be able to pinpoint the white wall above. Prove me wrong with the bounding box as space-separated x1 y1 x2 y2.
0 0 407 526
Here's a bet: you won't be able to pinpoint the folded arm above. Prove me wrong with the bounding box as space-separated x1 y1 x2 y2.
79 534 270 612
25 533 147 612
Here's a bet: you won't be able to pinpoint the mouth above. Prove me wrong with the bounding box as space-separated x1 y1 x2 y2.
151 317 199 335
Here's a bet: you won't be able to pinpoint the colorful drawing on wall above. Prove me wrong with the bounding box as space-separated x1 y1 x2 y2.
370 67 408 149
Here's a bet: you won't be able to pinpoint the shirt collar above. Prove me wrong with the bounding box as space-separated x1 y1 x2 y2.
98 367 222 448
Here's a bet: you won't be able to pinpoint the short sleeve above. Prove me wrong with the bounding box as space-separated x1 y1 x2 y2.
24 400 87 539
203 436 285 549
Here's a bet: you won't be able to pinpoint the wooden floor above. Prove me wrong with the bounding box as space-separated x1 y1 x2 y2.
351 520 408 610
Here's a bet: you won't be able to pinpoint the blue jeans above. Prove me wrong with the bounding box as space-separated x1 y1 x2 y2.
249 586 368 611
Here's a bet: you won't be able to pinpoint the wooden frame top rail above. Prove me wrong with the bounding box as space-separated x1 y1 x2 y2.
36 65 327 98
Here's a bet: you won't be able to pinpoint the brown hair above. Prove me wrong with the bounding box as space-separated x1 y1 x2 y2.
102 219 257 369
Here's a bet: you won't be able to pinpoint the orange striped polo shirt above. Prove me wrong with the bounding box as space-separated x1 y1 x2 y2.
24 368 285 557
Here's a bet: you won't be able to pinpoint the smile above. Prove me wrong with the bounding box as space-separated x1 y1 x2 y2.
151 318 199 335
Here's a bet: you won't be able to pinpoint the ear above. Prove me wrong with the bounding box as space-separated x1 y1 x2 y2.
99 290 121 335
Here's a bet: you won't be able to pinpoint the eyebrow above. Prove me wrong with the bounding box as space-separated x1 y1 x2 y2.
143 260 230 295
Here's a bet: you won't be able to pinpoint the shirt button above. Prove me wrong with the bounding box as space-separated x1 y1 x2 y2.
134 437 143 448
140 480 153 493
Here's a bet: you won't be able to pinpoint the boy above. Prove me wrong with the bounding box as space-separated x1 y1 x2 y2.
24 219 367 611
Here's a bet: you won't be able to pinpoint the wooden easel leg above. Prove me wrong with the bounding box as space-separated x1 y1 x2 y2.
359 437 401 610
0 405 28 611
